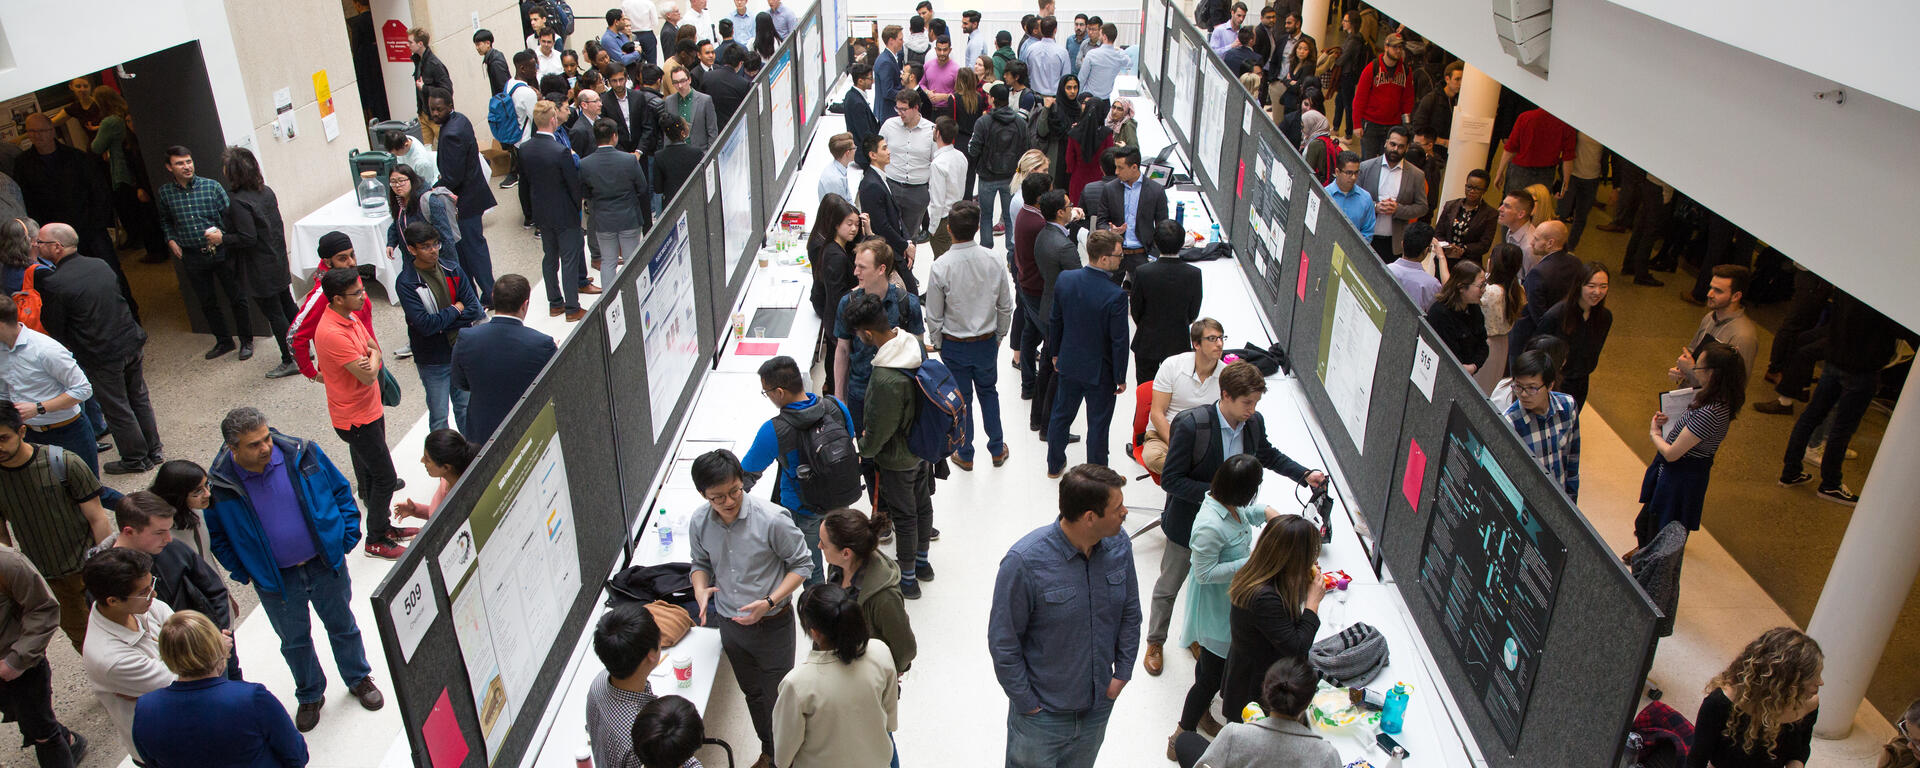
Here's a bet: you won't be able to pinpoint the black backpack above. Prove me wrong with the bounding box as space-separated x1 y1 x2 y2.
980 112 1026 177
772 396 864 510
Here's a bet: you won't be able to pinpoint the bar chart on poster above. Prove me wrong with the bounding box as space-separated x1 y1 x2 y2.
1420 405 1568 750
1316 243 1385 454
443 400 580 761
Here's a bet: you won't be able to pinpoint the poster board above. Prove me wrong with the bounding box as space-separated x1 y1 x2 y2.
767 50 799 180
1194 53 1228 189
638 214 701 440
718 109 757 285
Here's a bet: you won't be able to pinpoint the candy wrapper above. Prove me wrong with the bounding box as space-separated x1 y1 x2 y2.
1321 569 1353 591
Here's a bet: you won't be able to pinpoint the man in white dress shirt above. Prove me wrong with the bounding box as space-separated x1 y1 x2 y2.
878 94 937 241
925 118 969 257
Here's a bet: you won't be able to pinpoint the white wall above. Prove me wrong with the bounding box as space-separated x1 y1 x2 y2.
1372 0 1920 330
1603 0 1920 113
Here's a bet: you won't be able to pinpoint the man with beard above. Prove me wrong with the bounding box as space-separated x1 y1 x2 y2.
1350 34 1416 159
1355 125 1429 260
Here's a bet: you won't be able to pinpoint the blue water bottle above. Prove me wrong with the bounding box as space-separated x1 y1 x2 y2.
1381 683 1410 734
1211 223 1222 244
1175 201 1186 228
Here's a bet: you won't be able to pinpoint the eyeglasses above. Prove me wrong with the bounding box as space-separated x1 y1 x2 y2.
30 239 58 246
702 485 744 504
1201 335 1227 343
1513 383 1547 395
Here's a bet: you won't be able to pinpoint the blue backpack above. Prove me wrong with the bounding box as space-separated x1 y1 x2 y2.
487 81 528 144
905 357 969 464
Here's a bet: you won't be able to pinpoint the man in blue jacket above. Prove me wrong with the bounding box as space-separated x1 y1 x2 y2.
396 221 484 435
739 355 857 586
205 406 386 732
453 274 556 445
1045 230 1131 477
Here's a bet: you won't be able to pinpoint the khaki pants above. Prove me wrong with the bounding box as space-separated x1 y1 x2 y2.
48 572 88 653
418 111 441 147
1141 428 1171 474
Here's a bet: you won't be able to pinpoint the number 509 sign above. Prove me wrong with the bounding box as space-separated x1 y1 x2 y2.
391 563 439 663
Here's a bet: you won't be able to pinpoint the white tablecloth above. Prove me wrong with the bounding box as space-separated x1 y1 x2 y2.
289 190 403 304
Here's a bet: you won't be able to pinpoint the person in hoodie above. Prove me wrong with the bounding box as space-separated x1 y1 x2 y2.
741 356 857 587
90 491 240 680
832 241 925 428
289 232 382 381
203 406 385 733
841 291 936 601
817 508 917 674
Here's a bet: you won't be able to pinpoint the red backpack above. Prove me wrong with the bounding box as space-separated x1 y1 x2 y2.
1307 134 1340 186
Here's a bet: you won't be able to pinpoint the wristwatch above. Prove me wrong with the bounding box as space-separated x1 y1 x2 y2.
33 402 44 415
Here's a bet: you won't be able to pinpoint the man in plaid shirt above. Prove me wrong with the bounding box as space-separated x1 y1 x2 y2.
156 145 255 361
1502 349 1580 500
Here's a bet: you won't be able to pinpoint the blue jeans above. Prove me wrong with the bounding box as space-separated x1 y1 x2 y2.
1047 376 1116 474
416 362 471 435
941 338 1005 462
1005 700 1113 768
1782 364 1879 489
83 398 107 435
455 216 495 306
254 558 373 704
978 178 1012 247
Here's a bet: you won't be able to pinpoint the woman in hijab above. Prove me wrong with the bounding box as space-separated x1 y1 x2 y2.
1297 94 1336 185
1106 97 1139 148
1037 74 1082 189
1065 95 1113 203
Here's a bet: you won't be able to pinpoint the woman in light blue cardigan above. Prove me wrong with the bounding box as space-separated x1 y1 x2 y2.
1172 454 1288 756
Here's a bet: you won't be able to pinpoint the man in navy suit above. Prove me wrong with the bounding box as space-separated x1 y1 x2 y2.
856 136 919 295
1093 146 1172 282
839 62 879 166
1045 230 1131 477
426 87 497 305
453 274 557 444
520 100 602 321
875 25 904 123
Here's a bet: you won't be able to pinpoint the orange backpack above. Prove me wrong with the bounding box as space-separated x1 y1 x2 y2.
11 265 44 332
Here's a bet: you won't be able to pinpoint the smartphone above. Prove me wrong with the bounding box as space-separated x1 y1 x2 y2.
1376 732 1410 759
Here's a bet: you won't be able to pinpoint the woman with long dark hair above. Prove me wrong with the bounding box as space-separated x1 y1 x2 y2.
1277 37 1319 116
1220 514 1324 727
1689 627 1823 767
772 584 899 768
808 194 865 394
754 13 778 62
1535 261 1612 410
1173 456 1287 753
1037 75 1081 189
951 66 988 197
221 146 301 379
1064 95 1113 203
385 164 460 257
1426 261 1488 373
1331 10 1371 136
817 509 916 674
1636 341 1745 548
1477 243 1527 392
394 429 476 521
150 460 217 566
1 216 42 296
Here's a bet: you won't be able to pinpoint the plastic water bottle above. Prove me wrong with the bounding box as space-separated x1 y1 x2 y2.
1175 201 1186 228
357 171 387 219
657 511 673 552
1381 683 1410 734
1210 223 1222 244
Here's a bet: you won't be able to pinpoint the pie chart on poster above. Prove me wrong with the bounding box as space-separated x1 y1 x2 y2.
1503 637 1520 670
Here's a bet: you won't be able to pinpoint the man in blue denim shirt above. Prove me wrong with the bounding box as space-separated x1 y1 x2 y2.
988 463 1140 768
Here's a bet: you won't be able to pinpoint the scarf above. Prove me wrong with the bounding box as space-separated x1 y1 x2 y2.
1298 109 1330 151
1106 98 1133 135
1073 96 1109 163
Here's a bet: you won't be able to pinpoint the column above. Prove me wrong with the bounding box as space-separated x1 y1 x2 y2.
1301 0 1330 48
1437 63 1499 204
1805 370 1920 739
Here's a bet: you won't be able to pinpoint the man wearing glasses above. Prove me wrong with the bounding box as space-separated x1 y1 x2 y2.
687 449 812 768
312 269 407 559
1138 318 1226 475
1503 349 1580 501
1323 150 1376 242
80 547 175 765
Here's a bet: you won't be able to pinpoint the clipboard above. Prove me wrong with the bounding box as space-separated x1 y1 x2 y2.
1660 388 1696 426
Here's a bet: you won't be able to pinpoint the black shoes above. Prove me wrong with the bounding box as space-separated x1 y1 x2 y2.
102 459 150 475
205 341 236 359
238 341 255 361
1632 276 1665 287
295 701 323 732
917 562 935 582
1752 400 1794 415
267 360 302 379
899 579 922 599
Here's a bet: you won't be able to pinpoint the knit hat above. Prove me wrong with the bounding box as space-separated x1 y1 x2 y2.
317 231 353 261
1309 622 1389 687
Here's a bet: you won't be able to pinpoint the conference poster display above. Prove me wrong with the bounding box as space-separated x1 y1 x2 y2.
1167 37 1197 141
1196 58 1228 185
1315 243 1385 454
443 400 581 762
1141 0 1165 85
640 214 701 440
719 114 755 281
768 50 798 174
1247 132 1291 298
802 18 824 119
1419 405 1568 751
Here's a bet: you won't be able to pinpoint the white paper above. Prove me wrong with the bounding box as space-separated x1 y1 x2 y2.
271 87 298 142
705 164 718 200
719 119 755 280
1326 284 1381 451
389 562 438 663
768 52 797 172
1455 114 1495 144
321 113 340 141
1242 109 1252 135
436 519 478 591
1661 388 1696 426
1196 60 1228 184
641 215 701 439
605 289 629 350
1411 337 1440 401
1305 193 1321 234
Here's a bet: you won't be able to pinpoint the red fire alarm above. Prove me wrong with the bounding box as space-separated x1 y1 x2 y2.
383 19 413 63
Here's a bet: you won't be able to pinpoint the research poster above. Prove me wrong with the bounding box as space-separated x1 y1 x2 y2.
444 400 581 764
1248 134 1291 299
1142 0 1165 86
1315 244 1385 454
1169 40 1196 142
802 19 824 119
1419 405 1567 750
1196 60 1228 185
719 116 755 281
640 215 700 439
768 51 797 175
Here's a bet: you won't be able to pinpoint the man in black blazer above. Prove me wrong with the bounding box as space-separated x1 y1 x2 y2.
453 274 557 444
599 66 639 151
1045 230 1131 477
1029 189 1083 441
839 63 879 166
651 116 703 202
1129 220 1204 384
704 47 754 126
427 88 498 305
1143 361 1326 675
520 100 601 321
856 135 919 295
1094 146 1171 281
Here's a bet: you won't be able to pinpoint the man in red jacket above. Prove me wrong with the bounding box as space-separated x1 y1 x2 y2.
1501 106 1577 198
1351 33 1416 160
289 232 378 382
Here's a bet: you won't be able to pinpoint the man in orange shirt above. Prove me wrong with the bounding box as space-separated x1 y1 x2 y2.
313 269 407 559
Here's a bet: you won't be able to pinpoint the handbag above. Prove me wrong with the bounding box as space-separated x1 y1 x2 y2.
378 366 402 407
644 600 695 647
